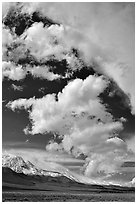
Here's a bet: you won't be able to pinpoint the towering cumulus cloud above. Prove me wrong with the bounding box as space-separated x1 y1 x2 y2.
7 75 128 179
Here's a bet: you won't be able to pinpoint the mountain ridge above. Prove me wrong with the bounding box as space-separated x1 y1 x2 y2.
2 153 135 188
3 166 135 194
2 153 79 182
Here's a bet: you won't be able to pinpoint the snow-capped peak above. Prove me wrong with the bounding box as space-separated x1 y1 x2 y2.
2 153 78 181
2 153 60 176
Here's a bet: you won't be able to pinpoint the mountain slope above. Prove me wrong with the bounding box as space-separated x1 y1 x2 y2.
2 154 79 182
2 154 135 189
2 166 76 186
3 166 135 194
2 167 35 186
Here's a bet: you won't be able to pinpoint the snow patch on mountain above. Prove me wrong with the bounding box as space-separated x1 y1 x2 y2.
2 153 78 182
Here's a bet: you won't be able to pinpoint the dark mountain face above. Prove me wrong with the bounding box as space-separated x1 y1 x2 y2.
2 154 79 182
2 167 34 186
2 166 83 192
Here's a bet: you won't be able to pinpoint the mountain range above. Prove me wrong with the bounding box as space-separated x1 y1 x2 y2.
2 153 135 193
2 154 79 181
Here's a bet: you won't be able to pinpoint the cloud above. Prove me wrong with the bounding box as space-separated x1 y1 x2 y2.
46 142 63 152
7 75 111 134
27 65 62 81
2 61 63 82
22 21 83 72
2 148 84 175
3 7 83 75
2 2 17 18
2 61 26 81
7 97 35 110
2 26 65 82
82 137 128 177
20 2 134 114
126 136 135 153
95 58 135 114
32 2 134 67
22 22 70 62
84 154 120 177
46 122 123 158
3 3 134 111
130 177 135 187
7 74 130 179
3 2 134 184
2 24 75 82
2 27 15 58
2 27 14 46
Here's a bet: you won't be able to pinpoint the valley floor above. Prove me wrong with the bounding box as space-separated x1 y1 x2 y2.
2 190 135 202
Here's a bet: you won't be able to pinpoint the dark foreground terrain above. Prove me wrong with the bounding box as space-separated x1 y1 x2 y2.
2 190 135 202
